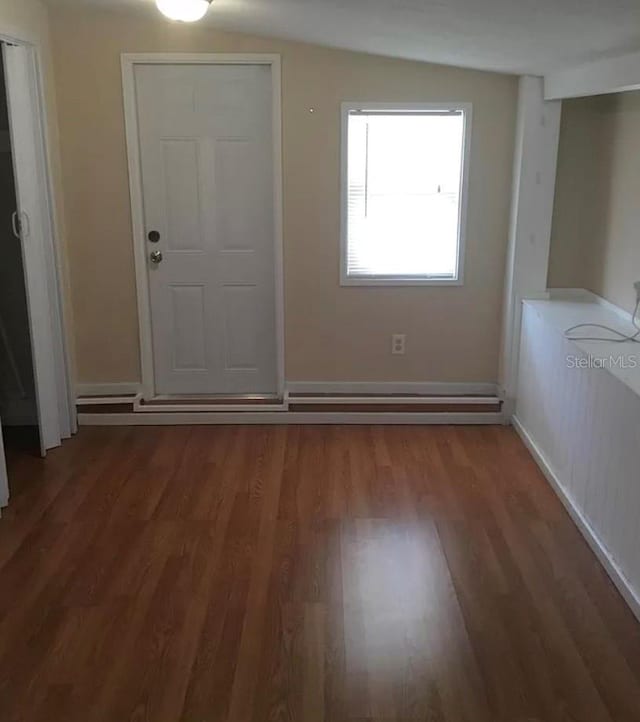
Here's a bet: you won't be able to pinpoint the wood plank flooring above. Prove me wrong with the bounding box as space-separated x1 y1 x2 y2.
1 425 640 722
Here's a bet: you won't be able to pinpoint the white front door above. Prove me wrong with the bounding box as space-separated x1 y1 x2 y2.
134 63 278 396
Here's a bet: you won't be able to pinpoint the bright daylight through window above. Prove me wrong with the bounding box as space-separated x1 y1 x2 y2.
342 105 470 285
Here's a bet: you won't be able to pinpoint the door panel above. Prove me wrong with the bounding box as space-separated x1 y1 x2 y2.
134 63 277 396
215 139 259 250
3 44 60 454
223 286 260 371
162 139 204 252
170 285 207 371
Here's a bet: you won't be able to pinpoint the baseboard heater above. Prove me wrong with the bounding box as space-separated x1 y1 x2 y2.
287 392 501 413
76 388 504 425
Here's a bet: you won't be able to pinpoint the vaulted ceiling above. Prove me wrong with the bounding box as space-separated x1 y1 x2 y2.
44 0 640 75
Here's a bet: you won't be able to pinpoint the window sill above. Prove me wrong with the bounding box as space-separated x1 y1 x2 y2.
340 275 464 287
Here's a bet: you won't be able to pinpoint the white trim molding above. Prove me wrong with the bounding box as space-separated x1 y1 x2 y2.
339 101 472 287
120 53 285 401
499 76 561 418
545 50 640 100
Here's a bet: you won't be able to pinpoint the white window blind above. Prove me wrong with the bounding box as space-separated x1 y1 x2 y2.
343 107 469 284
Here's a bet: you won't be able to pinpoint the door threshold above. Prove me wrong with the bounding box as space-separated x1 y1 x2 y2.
134 394 287 413
144 394 282 405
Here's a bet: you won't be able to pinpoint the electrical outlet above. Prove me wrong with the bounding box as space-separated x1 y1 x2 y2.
391 334 406 355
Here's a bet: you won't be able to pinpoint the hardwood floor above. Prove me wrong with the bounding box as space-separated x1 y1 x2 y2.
1 425 640 722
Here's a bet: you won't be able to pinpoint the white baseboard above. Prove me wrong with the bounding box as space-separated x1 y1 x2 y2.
79 410 505 426
76 382 141 398
287 381 499 396
512 415 640 623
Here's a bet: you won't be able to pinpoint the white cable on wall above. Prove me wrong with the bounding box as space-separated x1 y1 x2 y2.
564 298 640 344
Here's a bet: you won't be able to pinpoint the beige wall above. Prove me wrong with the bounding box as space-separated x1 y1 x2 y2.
50 6 517 385
549 92 640 314
0 1 51 56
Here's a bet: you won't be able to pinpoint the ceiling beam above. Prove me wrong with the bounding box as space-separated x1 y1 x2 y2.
545 50 640 100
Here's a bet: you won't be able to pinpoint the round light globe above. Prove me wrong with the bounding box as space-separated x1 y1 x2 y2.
156 0 211 23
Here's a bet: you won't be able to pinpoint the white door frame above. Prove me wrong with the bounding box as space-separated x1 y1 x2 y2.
0 27 75 463
121 53 285 401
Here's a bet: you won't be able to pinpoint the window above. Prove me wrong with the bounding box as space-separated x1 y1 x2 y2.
341 103 471 285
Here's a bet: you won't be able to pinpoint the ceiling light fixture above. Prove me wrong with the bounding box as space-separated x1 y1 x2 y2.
156 0 212 23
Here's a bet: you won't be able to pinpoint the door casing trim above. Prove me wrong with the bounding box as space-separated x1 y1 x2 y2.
121 53 285 401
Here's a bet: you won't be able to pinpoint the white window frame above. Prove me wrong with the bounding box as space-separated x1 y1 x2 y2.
340 101 472 287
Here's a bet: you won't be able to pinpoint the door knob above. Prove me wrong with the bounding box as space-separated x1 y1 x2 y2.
150 250 163 264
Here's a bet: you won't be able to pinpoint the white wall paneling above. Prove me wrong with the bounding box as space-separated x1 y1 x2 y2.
515 298 640 620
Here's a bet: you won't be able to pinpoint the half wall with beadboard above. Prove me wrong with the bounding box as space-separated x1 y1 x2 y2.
514 293 640 620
